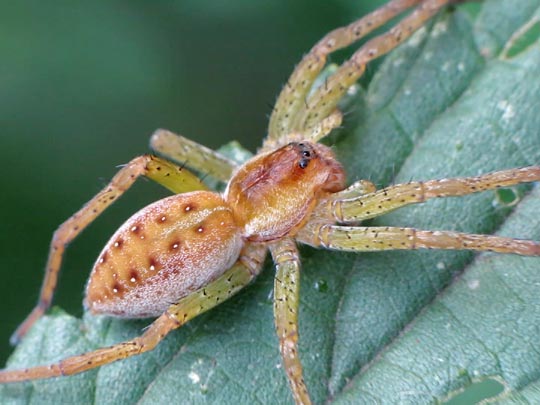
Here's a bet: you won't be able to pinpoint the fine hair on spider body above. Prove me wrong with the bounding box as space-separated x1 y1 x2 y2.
2 1 540 404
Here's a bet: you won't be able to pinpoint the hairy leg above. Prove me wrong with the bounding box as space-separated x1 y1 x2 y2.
0 244 266 382
310 225 540 255
12 155 205 344
267 0 424 141
332 167 540 223
262 109 343 152
150 128 238 182
270 238 310 405
295 0 452 132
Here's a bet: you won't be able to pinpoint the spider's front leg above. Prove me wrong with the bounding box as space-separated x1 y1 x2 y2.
0 244 266 382
333 166 540 222
12 155 206 344
270 238 310 405
297 0 452 131
266 0 456 146
316 225 540 256
300 167 540 256
267 0 425 142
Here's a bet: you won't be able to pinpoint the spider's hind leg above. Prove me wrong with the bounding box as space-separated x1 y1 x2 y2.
1 244 266 382
12 155 206 345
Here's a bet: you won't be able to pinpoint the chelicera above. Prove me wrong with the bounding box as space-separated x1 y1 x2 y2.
1 0 540 404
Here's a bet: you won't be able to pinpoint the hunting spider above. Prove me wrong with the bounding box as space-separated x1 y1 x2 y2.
1 0 540 404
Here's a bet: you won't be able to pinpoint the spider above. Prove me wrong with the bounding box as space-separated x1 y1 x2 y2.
1 0 540 403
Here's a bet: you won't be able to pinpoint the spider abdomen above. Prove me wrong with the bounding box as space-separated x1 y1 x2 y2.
85 191 242 318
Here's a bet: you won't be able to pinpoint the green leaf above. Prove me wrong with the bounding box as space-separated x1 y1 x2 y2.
2 1 540 404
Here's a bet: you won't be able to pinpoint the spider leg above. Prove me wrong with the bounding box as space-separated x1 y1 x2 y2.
267 0 424 142
309 225 540 256
334 178 377 199
0 244 266 382
12 155 206 345
332 167 540 223
295 0 452 132
262 109 343 151
270 238 311 405
304 109 343 143
150 128 238 182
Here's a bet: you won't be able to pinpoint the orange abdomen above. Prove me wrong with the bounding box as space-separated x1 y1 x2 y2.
85 191 242 318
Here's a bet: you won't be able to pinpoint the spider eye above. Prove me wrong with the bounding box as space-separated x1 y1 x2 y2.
294 142 314 169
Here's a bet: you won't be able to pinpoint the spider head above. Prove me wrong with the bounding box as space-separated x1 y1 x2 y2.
225 141 345 242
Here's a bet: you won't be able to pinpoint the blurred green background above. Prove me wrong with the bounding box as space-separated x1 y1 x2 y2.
0 1 388 364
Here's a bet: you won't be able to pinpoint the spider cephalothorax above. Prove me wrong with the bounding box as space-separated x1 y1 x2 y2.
226 141 346 242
